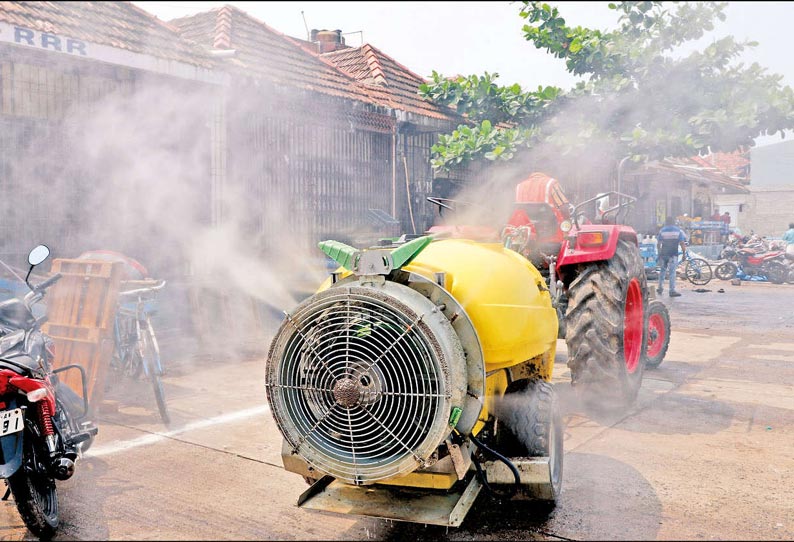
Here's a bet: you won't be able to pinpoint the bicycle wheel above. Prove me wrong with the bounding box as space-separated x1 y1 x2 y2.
685 258 713 286
117 316 142 379
139 323 170 427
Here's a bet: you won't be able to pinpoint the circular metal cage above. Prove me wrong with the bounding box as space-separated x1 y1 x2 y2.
266 282 466 485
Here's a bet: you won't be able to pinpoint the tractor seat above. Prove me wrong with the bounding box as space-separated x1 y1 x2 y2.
513 203 560 241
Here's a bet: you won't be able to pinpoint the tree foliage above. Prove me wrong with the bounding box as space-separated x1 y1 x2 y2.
419 1 794 172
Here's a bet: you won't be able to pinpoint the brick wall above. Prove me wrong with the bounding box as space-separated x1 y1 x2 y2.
715 186 794 237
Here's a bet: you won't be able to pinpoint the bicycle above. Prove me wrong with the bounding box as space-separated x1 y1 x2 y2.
676 249 713 286
111 279 170 426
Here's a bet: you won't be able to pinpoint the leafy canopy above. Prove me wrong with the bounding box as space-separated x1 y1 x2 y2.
419 1 794 172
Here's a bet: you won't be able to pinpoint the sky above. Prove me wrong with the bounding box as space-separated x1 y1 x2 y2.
135 1 794 146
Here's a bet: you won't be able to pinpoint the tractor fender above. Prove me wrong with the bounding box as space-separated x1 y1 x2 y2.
556 225 638 268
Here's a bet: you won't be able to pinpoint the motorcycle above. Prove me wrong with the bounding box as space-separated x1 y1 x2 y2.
718 243 790 284
0 245 97 538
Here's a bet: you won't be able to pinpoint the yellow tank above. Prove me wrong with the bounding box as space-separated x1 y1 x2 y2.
403 239 558 374
315 237 558 441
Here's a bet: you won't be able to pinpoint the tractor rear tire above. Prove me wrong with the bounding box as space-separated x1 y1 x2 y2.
496 379 563 504
565 239 647 407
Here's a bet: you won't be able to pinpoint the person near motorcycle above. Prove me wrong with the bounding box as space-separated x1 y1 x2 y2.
657 216 688 297
784 223 794 257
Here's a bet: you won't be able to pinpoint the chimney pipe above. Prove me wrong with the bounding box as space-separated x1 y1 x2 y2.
312 28 346 53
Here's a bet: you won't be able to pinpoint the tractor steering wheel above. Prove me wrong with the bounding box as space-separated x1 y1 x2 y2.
427 197 456 212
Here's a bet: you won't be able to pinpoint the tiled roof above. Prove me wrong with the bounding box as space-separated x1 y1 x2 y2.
0 1 213 67
653 156 749 192
690 150 750 181
322 44 459 121
170 5 387 107
1 2 462 122
171 6 459 121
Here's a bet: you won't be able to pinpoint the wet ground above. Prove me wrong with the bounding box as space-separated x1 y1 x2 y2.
2 279 793 540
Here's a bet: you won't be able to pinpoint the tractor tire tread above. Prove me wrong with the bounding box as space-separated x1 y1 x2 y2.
565 239 646 406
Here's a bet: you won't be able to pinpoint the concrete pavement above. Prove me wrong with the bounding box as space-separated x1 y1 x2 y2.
1 280 792 540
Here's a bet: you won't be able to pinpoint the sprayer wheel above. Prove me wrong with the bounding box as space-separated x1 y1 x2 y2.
496 379 563 503
564 239 647 407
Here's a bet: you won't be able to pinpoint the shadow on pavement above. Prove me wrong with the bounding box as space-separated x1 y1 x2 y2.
344 452 662 542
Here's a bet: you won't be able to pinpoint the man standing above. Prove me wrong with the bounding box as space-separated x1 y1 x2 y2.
783 222 794 257
721 211 732 226
657 216 688 297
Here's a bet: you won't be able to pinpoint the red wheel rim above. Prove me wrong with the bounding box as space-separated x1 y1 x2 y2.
646 312 666 358
623 278 643 374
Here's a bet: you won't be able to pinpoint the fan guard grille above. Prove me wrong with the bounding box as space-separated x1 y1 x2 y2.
267 286 453 485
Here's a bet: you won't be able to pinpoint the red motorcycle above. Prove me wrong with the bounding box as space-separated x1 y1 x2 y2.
0 245 97 538
718 244 790 284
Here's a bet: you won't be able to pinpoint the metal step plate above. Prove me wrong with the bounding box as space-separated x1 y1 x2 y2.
297 475 482 527
482 457 555 501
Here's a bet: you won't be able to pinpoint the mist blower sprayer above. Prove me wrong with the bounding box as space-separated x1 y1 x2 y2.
265 234 562 526
265 171 670 526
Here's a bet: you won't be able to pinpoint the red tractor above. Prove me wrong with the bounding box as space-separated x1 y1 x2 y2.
429 172 671 405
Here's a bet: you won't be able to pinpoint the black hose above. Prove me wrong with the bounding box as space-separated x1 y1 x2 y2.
469 432 521 501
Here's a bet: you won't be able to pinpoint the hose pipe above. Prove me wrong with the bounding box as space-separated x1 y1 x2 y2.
469 432 521 501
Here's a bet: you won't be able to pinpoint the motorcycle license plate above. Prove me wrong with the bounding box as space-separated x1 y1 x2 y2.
0 408 23 437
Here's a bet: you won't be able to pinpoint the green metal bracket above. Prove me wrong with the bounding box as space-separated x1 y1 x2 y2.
319 235 432 274
318 240 358 271
390 235 432 269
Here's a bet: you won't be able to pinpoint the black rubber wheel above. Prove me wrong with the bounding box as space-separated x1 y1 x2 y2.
139 326 171 427
565 239 647 406
684 258 713 285
787 268 794 285
715 261 738 281
496 380 563 503
765 262 787 284
642 300 670 369
8 435 59 539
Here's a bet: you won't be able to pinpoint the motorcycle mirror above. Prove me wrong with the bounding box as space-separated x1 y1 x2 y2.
28 245 50 266
25 245 50 288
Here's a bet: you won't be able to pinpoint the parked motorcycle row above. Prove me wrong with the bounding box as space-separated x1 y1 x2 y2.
714 235 794 284
0 246 97 538
643 233 794 286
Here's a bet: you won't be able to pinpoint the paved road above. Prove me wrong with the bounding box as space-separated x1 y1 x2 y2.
2 280 793 540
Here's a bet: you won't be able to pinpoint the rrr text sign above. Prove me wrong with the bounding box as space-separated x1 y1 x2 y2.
0 24 88 56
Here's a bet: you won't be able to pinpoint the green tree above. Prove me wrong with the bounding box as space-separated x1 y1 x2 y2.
419 1 794 172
